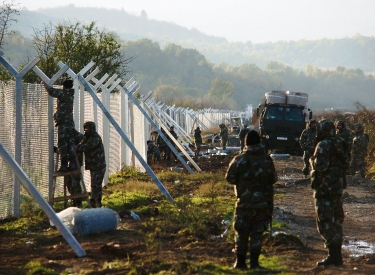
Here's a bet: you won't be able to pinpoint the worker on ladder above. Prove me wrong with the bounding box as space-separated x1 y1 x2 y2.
42 79 77 172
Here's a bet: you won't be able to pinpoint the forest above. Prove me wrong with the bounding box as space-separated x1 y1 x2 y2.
1 5 374 111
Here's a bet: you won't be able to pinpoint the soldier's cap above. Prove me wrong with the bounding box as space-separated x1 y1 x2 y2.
62 79 73 89
245 130 260 146
337 120 345 126
309 118 317 124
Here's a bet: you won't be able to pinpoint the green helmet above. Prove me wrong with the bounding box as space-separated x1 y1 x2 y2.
316 118 335 142
309 118 317 126
355 123 364 133
83 121 96 131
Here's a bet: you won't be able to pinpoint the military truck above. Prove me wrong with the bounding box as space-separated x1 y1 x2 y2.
251 90 312 155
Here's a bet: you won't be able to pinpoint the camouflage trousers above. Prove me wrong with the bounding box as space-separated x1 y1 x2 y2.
195 141 202 157
221 138 228 150
314 194 344 247
233 207 270 255
57 123 76 160
348 152 366 177
65 174 83 206
158 145 170 160
302 150 313 175
90 167 106 200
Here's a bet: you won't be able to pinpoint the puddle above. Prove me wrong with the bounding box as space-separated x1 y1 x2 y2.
343 239 375 257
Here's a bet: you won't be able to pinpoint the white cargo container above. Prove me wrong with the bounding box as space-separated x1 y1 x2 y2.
265 91 287 104
285 91 308 106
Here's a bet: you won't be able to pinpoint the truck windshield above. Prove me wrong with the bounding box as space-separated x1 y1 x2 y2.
264 106 283 120
264 106 304 122
285 107 304 122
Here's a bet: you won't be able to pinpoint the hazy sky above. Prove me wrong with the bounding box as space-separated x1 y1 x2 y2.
19 0 375 43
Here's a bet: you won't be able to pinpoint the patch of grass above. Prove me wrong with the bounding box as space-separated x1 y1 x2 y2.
25 261 59 275
272 221 289 230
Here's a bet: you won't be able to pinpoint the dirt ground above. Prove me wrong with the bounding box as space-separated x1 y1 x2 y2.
1 153 375 274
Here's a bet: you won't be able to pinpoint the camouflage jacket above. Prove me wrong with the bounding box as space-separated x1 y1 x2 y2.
157 133 167 147
336 128 353 156
45 85 74 126
220 126 228 141
194 129 202 144
352 132 368 155
310 137 346 197
225 144 277 209
147 142 160 155
76 131 106 171
299 127 316 152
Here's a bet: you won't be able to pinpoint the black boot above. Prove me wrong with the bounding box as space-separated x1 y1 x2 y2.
89 198 96 208
95 196 102 208
317 244 343 266
250 252 261 269
57 157 68 172
233 254 247 270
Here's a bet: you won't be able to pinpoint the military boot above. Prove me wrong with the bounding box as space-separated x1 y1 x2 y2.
89 198 96 208
317 244 343 266
250 252 261 269
95 196 102 208
233 254 247 270
57 157 68 172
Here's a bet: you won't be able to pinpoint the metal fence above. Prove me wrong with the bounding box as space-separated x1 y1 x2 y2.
0 56 249 219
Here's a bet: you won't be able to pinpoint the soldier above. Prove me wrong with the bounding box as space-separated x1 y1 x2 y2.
65 128 84 208
299 119 317 176
147 140 160 163
225 130 277 270
348 123 369 177
310 118 347 266
194 127 202 158
157 128 169 161
76 121 106 208
167 125 179 161
219 124 229 150
238 124 250 153
42 79 76 171
336 120 353 183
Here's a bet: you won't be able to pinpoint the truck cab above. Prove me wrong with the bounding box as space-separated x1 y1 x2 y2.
252 91 312 155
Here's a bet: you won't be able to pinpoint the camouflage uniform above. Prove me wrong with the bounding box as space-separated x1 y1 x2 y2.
166 126 179 161
299 119 317 175
310 118 346 266
348 123 368 177
238 125 250 153
194 127 202 158
219 124 229 150
76 121 106 208
157 129 169 161
226 141 277 269
147 141 160 163
336 120 353 183
65 129 84 207
44 82 76 169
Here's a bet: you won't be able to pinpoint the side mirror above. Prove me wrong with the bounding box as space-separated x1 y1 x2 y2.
309 112 313 120
256 107 260 117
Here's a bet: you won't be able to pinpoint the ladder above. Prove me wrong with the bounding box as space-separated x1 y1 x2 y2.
49 152 89 208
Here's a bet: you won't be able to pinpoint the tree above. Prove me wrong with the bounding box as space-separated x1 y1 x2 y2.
23 20 134 84
0 0 19 48
205 78 234 108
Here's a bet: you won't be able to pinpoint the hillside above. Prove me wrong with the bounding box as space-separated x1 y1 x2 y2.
14 5 375 73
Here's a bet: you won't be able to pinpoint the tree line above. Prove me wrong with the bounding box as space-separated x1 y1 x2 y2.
0 1 374 112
